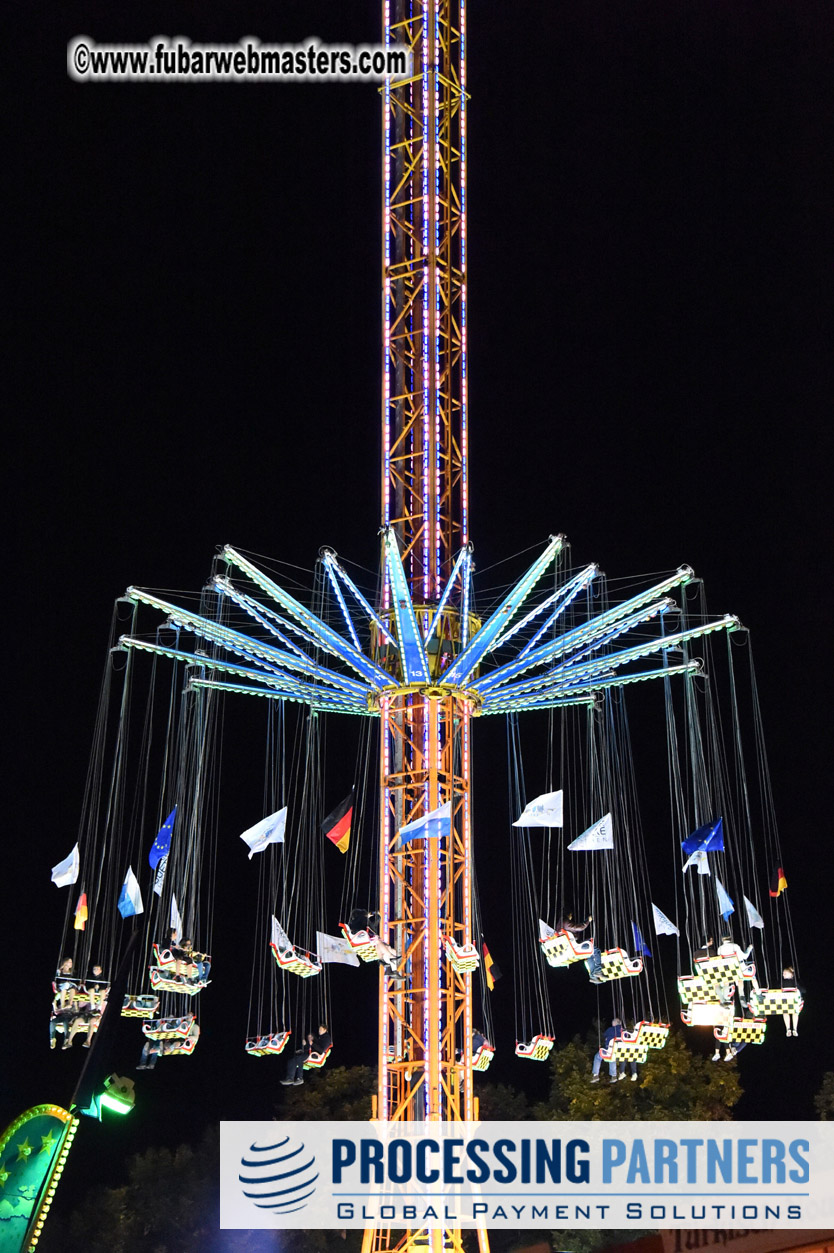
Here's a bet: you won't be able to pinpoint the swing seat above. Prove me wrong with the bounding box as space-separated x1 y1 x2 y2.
149 967 207 996
681 1001 735 1027
166 1025 200 1055
714 1017 767 1045
339 924 379 963
601 1038 650 1064
515 1034 554 1061
303 1045 333 1070
121 994 160 1019
693 954 752 991
245 1031 291 1057
269 941 322 978
540 925 594 968
471 1042 495 1072
633 1020 670 1050
143 1014 195 1040
678 969 736 1007
444 936 481 974
587 948 643 982
746 987 804 1017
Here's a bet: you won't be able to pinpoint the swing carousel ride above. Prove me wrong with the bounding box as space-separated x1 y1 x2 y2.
22 3 802 1252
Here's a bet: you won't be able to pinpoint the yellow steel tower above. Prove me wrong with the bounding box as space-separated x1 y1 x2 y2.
368 3 481 1253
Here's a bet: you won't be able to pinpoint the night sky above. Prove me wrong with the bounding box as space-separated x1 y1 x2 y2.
7 0 833 1219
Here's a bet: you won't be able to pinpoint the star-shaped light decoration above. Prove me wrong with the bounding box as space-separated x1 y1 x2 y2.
0 1163 10 1187
39 1131 57 1156
118 532 740 715
15 1137 32 1162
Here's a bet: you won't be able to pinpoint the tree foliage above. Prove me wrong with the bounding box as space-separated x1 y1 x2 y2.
813 1071 834 1120
279 1064 376 1122
533 1028 742 1122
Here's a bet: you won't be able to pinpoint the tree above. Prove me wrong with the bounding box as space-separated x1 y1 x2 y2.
279 1064 376 1121
476 1082 530 1121
533 1028 742 1122
813 1071 834 1120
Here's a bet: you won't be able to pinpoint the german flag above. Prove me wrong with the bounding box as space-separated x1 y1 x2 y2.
769 866 788 897
482 941 501 991
323 793 353 854
74 891 88 931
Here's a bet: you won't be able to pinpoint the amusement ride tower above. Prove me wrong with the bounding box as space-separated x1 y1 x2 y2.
368 0 478 1247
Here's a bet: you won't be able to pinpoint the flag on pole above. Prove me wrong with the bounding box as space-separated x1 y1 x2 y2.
683 848 711 875
631 920 652 958
73 892 88 931
651 903 680 937
316 931 360 967
567 813 613 851
716 877 734 920
117 867 144 918
150 807 177 896
482 941 501 991
240 807 288 859
399 800 452 844
744 896 764 929
322 794 353 854
270 916 293 952
149 808 176 867
170 894 183 943
512 791 563 828
681 817 724 856
51 844 80 888
769 866 787 898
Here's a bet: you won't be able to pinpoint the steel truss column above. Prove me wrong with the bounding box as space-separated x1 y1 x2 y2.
382 0 468 598
366 687 476 1253
376 690 474 1124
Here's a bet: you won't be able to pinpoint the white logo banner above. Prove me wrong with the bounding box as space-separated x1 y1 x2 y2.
220 1121 834 1230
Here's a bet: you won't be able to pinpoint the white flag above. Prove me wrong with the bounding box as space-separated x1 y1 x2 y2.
240 807 288 860
539 919 556 941
117 866 144 918
683 848 711 875
399 801 452 843
51 844 80 888
170 894 183 943
153 854 168 897
270 915 293 952
316 931 360 967
652 903 680 937
744 896 764 929
568 813 613 851
513 791 564 828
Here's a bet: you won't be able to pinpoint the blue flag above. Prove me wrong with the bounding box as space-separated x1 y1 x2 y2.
149 807 176 869
399 801 452 845
716 877 735 920
117 866 144 919
631 920 652 958
681 817 724 857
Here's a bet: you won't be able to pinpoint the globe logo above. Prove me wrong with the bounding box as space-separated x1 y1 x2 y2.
238 1134 319 1214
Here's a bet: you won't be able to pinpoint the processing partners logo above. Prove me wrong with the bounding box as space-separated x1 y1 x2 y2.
238 1133 318 1216
221 1120 834 1231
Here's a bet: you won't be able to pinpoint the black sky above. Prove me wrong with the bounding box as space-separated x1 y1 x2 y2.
6 0 834 1216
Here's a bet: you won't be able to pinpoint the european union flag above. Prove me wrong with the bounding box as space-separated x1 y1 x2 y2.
149 807 176 869
681 817 724 857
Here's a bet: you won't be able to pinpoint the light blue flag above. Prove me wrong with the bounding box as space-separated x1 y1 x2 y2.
399 801 452 844
744 895 764 929
651 903 680 937
118 866 144 919
716 877 734 920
